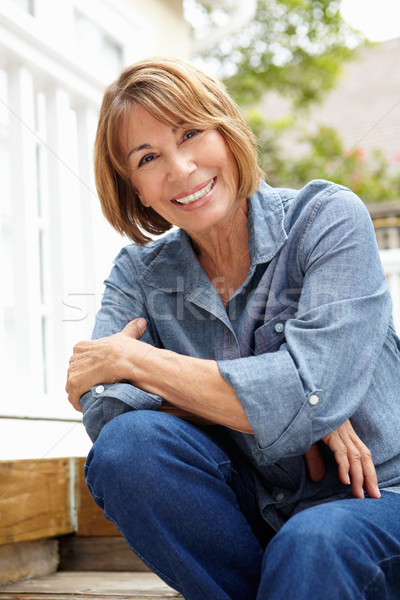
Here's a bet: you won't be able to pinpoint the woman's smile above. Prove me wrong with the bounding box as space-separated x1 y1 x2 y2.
171 177 216 210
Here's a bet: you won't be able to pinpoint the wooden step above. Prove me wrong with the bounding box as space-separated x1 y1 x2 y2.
0 571 183 599
58 536 149 572
0 457 120 547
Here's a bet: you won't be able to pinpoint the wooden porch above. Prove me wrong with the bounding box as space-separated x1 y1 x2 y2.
0 458 183 599
0 572 182 599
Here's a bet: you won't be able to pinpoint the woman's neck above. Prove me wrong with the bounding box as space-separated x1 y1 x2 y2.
190 200 251 305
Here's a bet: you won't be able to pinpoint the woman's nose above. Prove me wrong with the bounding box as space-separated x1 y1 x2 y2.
167 152 196 182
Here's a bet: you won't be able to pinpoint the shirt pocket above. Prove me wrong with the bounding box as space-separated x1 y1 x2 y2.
254 303 297 355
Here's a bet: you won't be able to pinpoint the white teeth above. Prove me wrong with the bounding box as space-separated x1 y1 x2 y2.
174 178 214 205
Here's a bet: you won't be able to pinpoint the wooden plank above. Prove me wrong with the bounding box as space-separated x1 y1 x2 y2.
0 572 183 598
0 595 176 600
0 596 172 599
0 539 59 585
0 456 136 544
73 457 121 537
59 536 149 572
0 459 73 545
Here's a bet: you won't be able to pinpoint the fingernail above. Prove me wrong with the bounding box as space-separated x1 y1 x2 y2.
137 318 146 332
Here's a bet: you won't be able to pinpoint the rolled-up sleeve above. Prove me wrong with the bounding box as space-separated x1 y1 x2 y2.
81 247 163 442
218 187 392 463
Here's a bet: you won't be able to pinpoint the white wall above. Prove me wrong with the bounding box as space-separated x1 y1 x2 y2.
0 0 190 460
380 249 400 335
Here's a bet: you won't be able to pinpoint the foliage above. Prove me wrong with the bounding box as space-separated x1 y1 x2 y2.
253 121 400 203
187 0 362 106
187 0 398 204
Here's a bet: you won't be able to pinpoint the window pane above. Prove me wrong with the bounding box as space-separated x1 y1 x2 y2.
9 0 34 16
74 11 123 79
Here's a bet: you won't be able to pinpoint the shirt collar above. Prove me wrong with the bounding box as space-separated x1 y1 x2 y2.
247 180 287 265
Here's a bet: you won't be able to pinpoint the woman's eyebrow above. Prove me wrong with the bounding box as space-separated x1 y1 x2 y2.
127 122 185 158
128 143 151 159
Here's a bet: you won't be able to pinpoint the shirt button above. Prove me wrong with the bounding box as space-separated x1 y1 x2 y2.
309 394 319 406
95 385 105 394
275 492 285 502
274 323 284 333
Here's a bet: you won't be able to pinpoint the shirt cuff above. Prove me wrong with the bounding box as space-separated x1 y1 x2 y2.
81 382 163 442
217 350 323 464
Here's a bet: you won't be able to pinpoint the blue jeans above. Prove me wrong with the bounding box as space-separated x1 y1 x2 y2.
85 411 400 599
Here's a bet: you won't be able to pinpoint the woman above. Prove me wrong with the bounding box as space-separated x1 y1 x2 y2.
66 57 400 599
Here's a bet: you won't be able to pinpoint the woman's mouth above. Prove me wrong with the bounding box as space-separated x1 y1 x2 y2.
173 178 216 205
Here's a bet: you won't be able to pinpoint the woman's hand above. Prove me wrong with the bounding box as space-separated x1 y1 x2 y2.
66 318 148 412
304 419 380 499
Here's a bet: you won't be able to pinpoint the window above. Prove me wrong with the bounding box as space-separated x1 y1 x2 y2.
74 10 123 80
9 0 34 16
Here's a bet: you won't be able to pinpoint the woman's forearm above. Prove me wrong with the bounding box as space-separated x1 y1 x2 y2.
67 319 380 498
66 319 250 432
129 345 253 433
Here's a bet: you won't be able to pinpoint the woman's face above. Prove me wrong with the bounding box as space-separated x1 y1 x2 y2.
120 104 243 238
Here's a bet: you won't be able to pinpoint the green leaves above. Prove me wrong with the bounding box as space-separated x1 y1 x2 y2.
188 0 362 106
188 1 398 204
256 123 400 203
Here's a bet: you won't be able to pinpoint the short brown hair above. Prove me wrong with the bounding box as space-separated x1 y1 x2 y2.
94 56 263 245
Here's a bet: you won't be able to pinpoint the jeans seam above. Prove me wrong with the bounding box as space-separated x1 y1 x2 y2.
102 508 182 593
84 478 104 504
216 459 232 481
362 554 400 597
85 478 182 592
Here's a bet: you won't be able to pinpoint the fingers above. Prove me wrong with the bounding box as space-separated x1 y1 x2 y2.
332 438 351 486
325 430 364 497
66 319 147 414
344 424 380 499
66 354 94 413
65 374 84 413
349 438 380 499
70 399 83 413
66 334 136 411
323 421 381 500
122 318 147 339
65 385 84 413
343 438 364 499
304 443 326 482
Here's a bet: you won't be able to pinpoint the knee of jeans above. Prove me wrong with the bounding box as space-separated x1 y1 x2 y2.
85 410 186 496
269 504 357 558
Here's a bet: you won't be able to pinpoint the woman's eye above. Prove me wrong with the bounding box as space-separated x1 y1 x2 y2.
183 129 201 141
138 154 155 167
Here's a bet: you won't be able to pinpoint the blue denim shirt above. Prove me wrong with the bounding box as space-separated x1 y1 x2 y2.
81 180 400 530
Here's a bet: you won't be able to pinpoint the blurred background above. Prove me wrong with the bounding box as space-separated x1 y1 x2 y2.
0 0 399 460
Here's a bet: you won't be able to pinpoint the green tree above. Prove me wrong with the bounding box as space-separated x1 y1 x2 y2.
187 1 399 205
187 0 361 106
281 126 400 203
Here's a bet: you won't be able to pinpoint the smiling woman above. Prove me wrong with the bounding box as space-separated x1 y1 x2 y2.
66 57 400 600
120 104 242 241
94 57 261 244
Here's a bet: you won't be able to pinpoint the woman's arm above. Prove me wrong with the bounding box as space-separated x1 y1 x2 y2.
67 319 249 430
66 318 380 499
67 185 385 498
72 247 167 441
